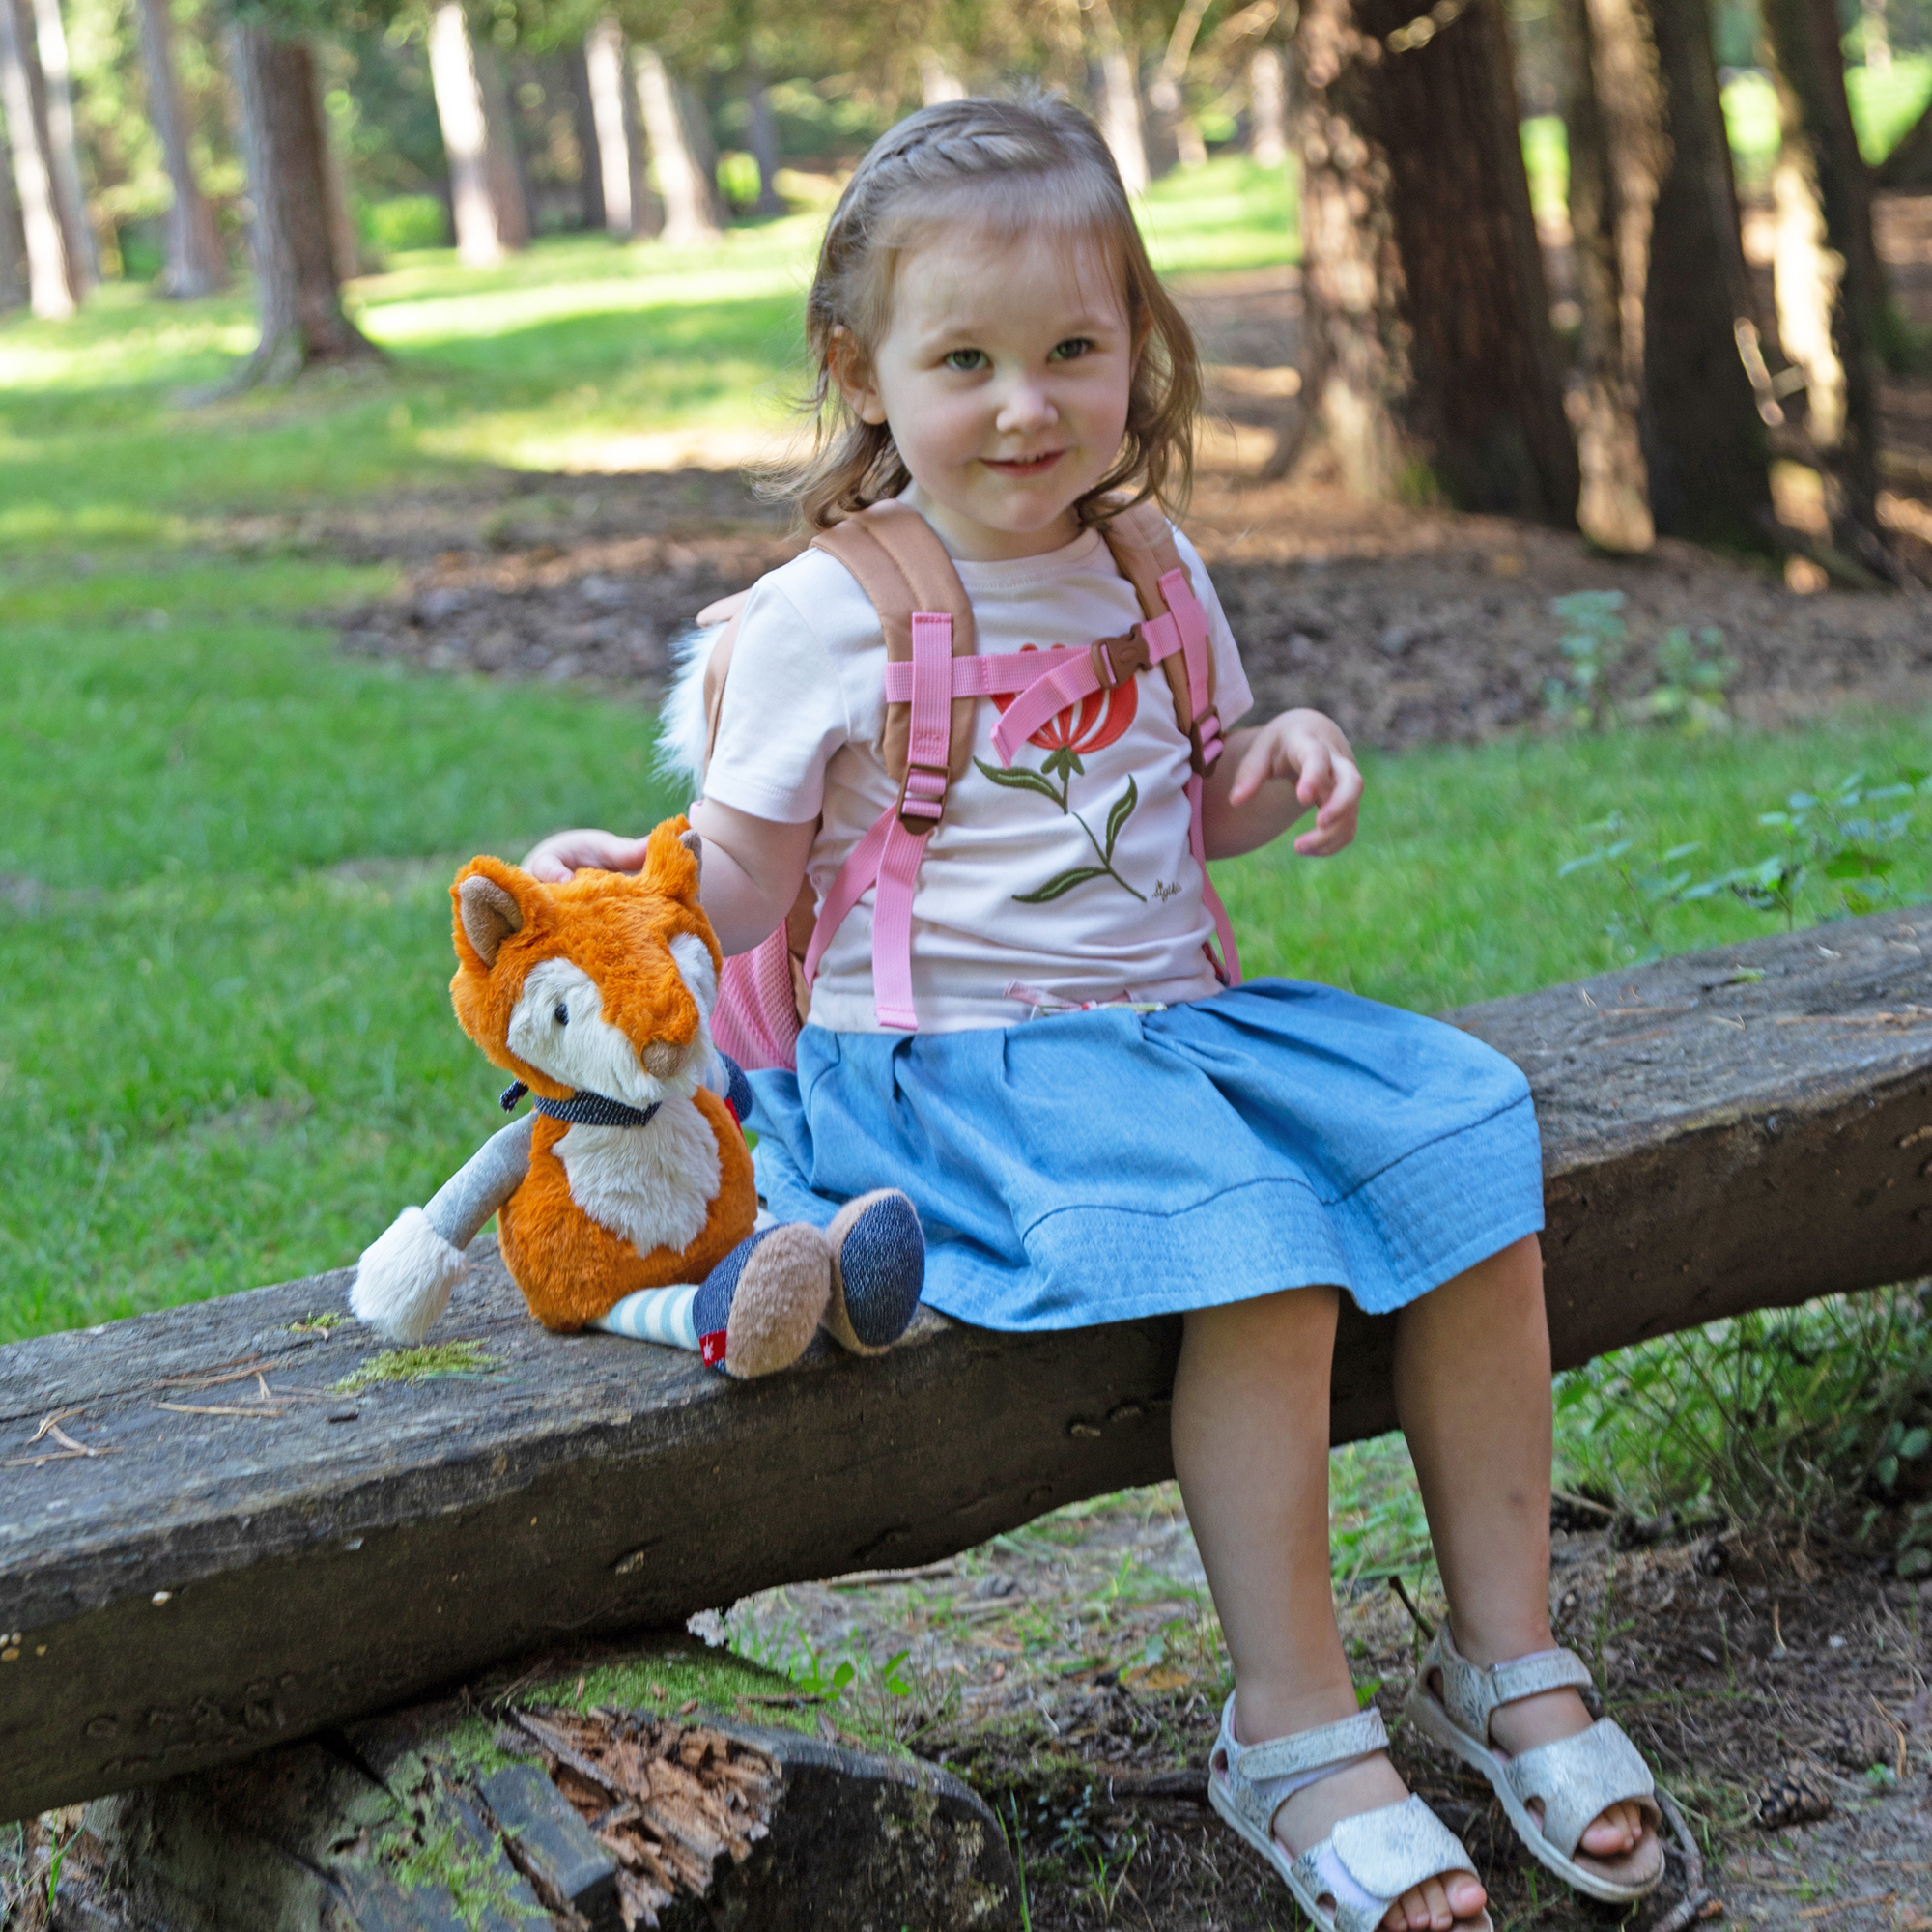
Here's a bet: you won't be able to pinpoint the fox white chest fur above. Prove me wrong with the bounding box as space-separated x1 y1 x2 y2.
552 1102 722 1258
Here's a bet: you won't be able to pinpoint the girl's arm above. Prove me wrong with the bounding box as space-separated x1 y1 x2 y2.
523 803 813 958
1200 708 1363 861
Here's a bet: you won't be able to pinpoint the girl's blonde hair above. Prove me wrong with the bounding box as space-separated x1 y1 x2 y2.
782 95 1202 532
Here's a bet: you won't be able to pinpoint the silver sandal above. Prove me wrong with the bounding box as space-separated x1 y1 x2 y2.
1402 1625 1664 1902
1208 1697 1494 1932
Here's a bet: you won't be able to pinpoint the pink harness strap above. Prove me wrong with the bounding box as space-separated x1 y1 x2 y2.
804 611 952 1031
798 547 1238 1033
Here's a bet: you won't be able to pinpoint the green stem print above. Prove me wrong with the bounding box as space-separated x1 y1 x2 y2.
974 750 1147 903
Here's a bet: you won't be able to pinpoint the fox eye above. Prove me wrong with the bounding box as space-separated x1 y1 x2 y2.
553 1001 570 1027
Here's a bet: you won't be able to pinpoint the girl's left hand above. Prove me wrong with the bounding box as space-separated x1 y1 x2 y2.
1226 708 1363 856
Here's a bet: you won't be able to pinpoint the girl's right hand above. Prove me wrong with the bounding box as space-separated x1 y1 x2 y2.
520 827 654 883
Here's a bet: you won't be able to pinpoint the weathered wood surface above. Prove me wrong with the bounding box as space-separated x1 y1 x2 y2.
6 910 1932 1822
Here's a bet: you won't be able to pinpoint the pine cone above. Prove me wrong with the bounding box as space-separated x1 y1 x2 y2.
1756 1759 1833 1829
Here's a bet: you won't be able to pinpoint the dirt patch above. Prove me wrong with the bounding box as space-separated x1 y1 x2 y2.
299 198 1932 749
705 1486 1931 1930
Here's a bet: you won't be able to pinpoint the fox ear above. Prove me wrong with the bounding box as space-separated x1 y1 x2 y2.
458 872 524 967
641 816 701 907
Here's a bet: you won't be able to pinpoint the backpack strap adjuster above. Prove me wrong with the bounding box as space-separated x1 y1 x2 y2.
1090 629 1151 690
1190 709 1226 777
897 758 950 832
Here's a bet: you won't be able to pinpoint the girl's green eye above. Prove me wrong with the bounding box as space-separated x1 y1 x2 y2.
1049 337 1094 361
943 348 987 372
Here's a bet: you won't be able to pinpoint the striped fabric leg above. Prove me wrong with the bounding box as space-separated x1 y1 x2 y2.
590 1284 700 1350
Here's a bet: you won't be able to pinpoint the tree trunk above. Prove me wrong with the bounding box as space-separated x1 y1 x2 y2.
633 44 720 245
319 71 366 280
473 32 530 249
1148 0 1212 172
28 0 93 285
428 1 504 266
1861 0 1889 71
744 67 785 215
1090 0 1150 195
1761 0 1888 544
1639 0 1774 548
582 18 651 236
1293 0 1577 518
0 116 26 311
1558 0 1662 550
134 0 225 296
567 41 604 229
1250 44 1289 163
0 0 78 315
228 23 378 382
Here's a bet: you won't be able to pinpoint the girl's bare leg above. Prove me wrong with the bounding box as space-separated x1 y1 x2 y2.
1392 1234 1645 1855
1173 1287 1486 1932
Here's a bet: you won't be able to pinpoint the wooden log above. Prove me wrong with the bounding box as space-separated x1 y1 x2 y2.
76 1647 1017 1931
7 911 1932 1823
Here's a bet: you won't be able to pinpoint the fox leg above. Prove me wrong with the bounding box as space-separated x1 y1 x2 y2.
592 1218 833 1378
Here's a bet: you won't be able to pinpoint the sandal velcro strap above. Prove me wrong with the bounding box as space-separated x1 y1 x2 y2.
1292 1797 1475 1932
1230 1706 1388 1784
1504 1719 1659 1861
1433 1629 1593 1739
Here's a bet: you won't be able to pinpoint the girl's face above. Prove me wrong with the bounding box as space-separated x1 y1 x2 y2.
837 222 1136 561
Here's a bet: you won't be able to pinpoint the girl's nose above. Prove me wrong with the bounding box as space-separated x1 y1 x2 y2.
994 380 1058 436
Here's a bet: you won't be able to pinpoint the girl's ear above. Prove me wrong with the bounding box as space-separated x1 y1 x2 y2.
829 325 888 427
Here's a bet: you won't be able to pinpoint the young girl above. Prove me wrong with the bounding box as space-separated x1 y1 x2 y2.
528 95 1664 1932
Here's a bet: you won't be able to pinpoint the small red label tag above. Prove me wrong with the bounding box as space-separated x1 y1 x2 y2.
699 1330 728 1367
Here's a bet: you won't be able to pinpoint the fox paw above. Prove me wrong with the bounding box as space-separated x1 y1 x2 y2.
695 1223 833 1378
822 1189 925 1356
351 1207 468 1343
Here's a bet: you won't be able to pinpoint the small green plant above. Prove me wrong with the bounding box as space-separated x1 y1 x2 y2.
1694 768 1932 928
1558 811 1706 959
1554 1285 1932 1533
1544 591 1629 732
1644 626 1738 734
1545 594 1738 736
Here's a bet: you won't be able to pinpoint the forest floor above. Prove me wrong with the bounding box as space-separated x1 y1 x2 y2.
699 1484 1932 1932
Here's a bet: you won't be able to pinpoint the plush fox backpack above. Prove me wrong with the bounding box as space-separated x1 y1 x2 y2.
699 497 1243 1070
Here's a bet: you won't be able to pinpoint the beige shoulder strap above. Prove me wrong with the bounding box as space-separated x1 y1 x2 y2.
1097 499 1214 737
811 502 977 784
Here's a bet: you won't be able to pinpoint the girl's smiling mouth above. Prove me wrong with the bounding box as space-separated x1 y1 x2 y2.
982 451 1066 475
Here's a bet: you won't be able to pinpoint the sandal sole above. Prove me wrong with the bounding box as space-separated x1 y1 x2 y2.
1401 1684 1664 1903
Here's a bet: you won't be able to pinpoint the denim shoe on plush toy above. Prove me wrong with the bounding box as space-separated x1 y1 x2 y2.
694 1189 924 1376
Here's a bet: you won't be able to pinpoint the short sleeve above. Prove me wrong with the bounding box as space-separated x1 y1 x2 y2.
702 574 852 825
1173 527 1255 727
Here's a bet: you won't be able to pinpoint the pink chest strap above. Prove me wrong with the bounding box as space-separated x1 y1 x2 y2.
804 572 1240 1032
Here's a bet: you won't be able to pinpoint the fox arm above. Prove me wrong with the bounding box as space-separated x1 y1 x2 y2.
352 1115 534 1342
424 1114 534 1250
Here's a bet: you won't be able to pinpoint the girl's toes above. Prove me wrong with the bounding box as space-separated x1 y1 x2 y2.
1579 1801 1638 1856
1446 1870 1488 1920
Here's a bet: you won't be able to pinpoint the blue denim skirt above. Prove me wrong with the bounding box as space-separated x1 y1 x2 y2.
744 980 1544 1332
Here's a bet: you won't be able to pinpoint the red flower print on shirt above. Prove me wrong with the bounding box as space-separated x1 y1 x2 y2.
977 647 1147 905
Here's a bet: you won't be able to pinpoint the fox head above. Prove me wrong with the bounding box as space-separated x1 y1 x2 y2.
448 818 722 1108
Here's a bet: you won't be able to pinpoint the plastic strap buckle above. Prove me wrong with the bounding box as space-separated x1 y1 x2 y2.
1190 708 1225 777
896 758 949 832
1089 629 1151 691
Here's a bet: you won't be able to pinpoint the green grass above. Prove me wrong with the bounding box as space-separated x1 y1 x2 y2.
0 158 1293 551
1220 712 1932 1012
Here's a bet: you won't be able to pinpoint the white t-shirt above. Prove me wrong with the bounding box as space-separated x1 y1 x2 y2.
704 520 1254 1034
